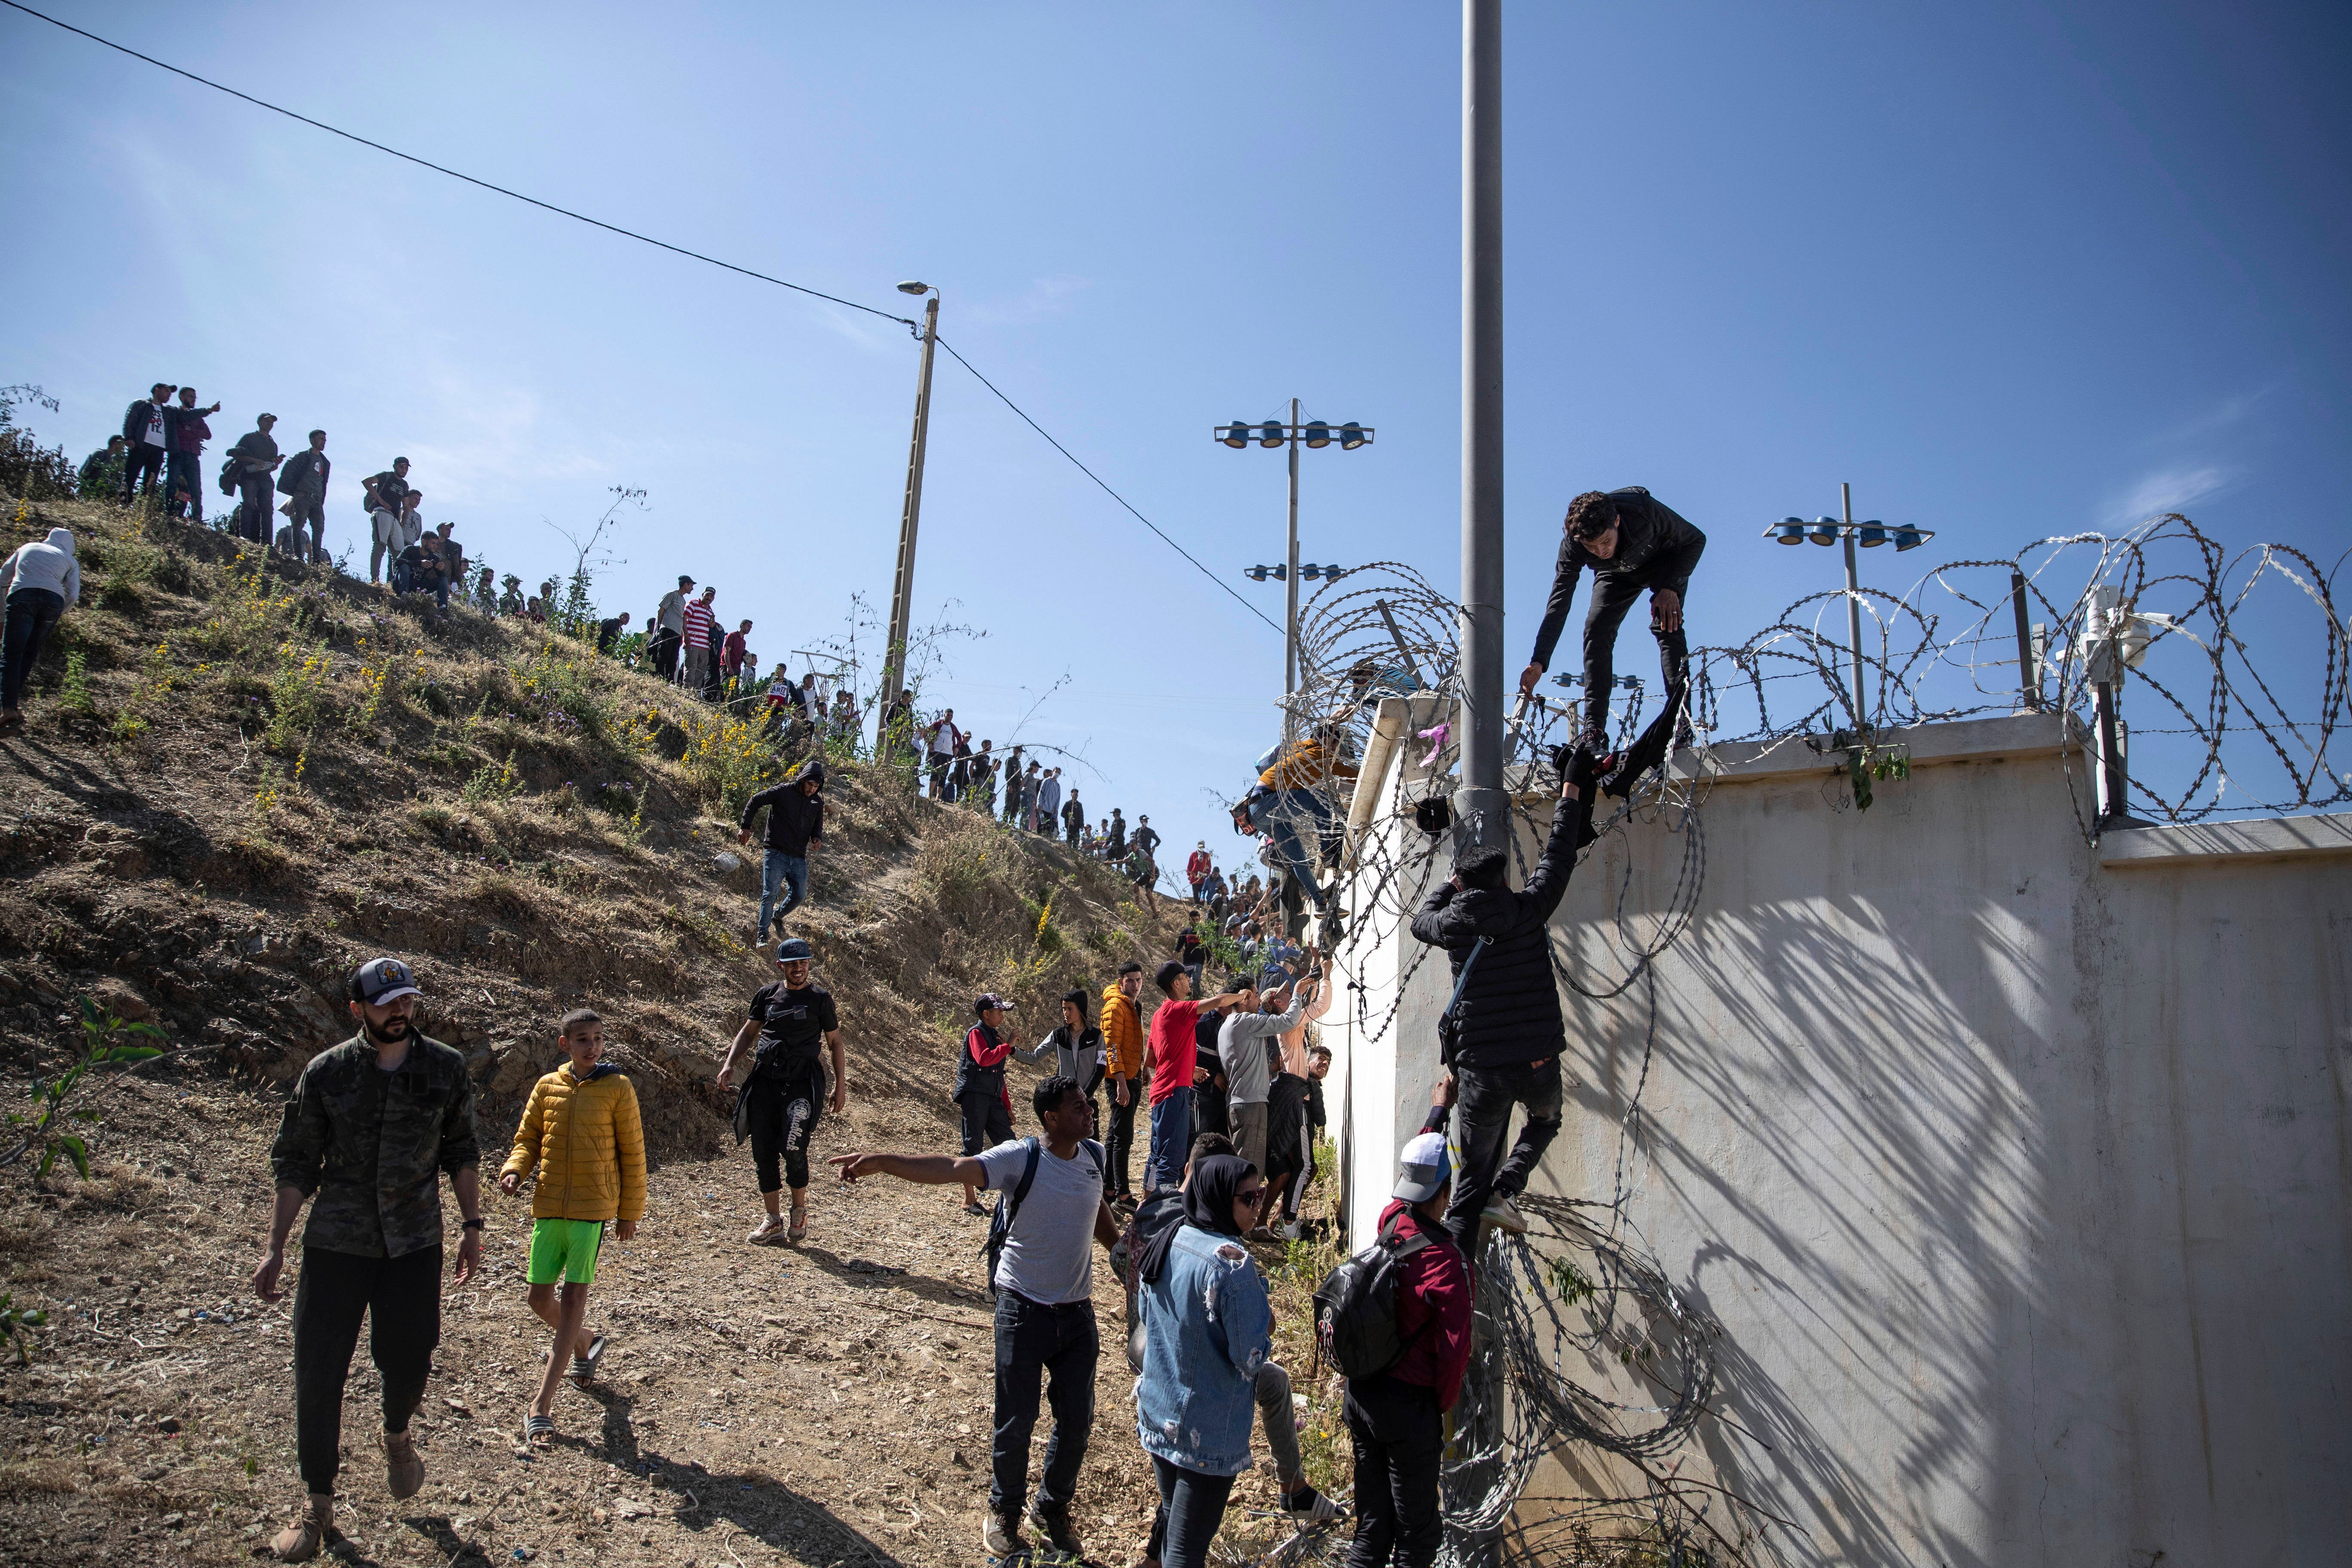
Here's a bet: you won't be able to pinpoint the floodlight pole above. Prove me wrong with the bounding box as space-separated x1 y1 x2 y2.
1286 396 1302 707
1454 0 1508 852
880 291 940 745
1841 481 1867 729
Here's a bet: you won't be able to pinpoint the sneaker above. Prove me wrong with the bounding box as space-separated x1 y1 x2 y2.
1282 1482 1347 1525
382 1429 424 1501
1028 1501 1084 1556
1481 1193 1528 1235
963 1200 990 1217
982 1508 1026 1557
747 1215 789 1245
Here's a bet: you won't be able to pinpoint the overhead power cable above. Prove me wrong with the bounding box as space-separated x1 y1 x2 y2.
1 0 1277 634
933 337 1282 634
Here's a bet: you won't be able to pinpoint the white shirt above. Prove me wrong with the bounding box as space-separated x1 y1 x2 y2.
978 1137 1104 1305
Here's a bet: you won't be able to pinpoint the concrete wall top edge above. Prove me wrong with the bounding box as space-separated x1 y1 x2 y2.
2098 808 2352 866
1662 710 2080 787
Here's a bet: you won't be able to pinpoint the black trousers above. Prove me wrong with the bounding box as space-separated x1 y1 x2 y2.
1580 570 1689 736
1443 1056 1563 1248
291 1245 441 1495
650 629 680 680
1105 1075 1140 1196
959 1089 1012 1158
746 1065 827 1192
2 588 64 712
237 472 275 541
123 442 165 502
1148 1453 1238 1568
1343 1376 1445 1568
991 1291 1097 1517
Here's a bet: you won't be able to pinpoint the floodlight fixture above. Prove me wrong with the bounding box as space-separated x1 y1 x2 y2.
1810 517 1841 545
1857 521 1890 548
1304 422 1332 448
1772 517 1807 545
1339 422 1369 449
1258 421 1286 449
895 280 931 295
1894 527 1927 551
1221 422 1250 449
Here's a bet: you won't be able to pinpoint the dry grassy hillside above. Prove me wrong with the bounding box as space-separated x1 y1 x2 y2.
0 494 1185 1157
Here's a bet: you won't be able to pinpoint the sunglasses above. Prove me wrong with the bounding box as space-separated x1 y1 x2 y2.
1237 1186 1268 1208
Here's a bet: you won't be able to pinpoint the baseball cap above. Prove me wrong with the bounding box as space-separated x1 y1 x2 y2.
974 993 1014 1015
773 936 814 963
1393 1132 1452 1203
352 955 422 1005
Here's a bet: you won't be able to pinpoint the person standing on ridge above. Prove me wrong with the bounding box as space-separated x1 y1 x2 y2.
120 382 173 504
1100 961 1145 1208
717 937 847 1245
653 575 691 681
77 435 127 500
1519 486 1706 793
831 1075 1117 1561
1035 766 1062 839
738 761 826 946
165 386 218 523
682 586 717 695
277 430 331 563
1186 841 1213 906
498 1008 644 1446
1061 785 1085 847
227 411 283 542
250 956 481 1563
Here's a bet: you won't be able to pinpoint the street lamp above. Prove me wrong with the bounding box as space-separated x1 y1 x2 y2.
1213 398 1375 701
1761 483 1934 729
880 280 940 753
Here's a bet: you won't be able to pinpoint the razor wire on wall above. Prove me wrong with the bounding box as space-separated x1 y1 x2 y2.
1269 514 2345 1565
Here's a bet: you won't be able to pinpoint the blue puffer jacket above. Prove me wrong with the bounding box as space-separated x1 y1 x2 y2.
1134 1223 1271 1476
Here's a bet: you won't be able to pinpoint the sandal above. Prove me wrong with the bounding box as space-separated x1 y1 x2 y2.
523 1413 555 1446
568 1333 608 1384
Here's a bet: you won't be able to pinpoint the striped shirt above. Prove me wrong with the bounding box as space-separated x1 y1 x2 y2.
681 600 714 646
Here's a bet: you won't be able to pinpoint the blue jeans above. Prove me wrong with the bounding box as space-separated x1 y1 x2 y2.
992 1291 1097 1519
1248 788 1336 910
1146 1086 1194 1193
1149 1454 1238 1568
165 450 203 521
758 851 808 934
2 588 64 712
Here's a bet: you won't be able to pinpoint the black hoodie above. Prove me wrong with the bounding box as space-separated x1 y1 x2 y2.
741 766 827 856
1407 797 1587 1070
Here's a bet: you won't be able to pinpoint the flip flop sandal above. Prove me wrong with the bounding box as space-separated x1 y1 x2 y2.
569 1334 608 1383
524 1414 555 1446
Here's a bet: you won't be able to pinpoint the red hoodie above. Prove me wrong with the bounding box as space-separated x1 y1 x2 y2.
1374 1197 1473 1409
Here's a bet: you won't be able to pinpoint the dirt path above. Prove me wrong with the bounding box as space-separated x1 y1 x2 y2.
0 1067 1335 1568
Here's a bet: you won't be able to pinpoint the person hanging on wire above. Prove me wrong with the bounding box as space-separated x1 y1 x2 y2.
1518 487 1706 796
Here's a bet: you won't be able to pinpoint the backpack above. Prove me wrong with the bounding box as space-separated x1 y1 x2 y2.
981 1136 1106 1302
1312 1208 1436 1378
217 456 240 496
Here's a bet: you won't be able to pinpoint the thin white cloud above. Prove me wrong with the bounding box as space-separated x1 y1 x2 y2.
2150 384 2278 445
964 275 1093 327
2107 465 2230 525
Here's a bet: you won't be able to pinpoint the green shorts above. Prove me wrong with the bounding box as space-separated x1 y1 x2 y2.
527 1217 606 1286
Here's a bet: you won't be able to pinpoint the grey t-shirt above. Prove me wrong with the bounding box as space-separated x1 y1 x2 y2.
979 1137 1105 1305
1219 998 1303 1107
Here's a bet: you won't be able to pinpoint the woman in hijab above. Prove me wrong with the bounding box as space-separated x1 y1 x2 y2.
1133 1154 1272 1568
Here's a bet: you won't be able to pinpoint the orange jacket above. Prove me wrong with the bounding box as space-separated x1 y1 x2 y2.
1099 982 1144 1078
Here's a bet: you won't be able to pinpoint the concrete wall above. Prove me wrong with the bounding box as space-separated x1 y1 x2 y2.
1329 710 2352 1567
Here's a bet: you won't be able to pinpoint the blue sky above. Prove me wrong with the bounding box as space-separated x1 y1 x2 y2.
5 1 2346 854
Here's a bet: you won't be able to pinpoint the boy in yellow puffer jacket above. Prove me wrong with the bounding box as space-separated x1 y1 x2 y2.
498 1008 646 1445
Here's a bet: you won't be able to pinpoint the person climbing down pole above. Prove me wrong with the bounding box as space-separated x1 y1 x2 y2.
716 937 845 1245
1408 760 1595 1247
1519 487 1706 796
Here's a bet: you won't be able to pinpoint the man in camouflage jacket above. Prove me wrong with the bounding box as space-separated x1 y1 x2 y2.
251 955 481 1562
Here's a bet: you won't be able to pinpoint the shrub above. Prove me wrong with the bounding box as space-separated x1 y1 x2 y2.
461 751 522 805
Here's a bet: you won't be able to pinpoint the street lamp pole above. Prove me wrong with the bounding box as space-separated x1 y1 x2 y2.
880 285 940 732
1455 0 1508 851
1285 395 1302 702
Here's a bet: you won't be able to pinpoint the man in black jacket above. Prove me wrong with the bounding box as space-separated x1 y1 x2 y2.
1408 765 1594 1244
737 762 826 945
121 383 174 504
1519 487 1706 793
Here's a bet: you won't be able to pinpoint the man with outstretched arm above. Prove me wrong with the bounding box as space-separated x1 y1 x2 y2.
1519 487 1706 794
1407 763 1595 1246
251 956 481 1563
1139 960 1247 1193
832 1075 1121 1561
717 936 847 1245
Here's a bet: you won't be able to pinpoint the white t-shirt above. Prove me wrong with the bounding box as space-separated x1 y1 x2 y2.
978 1137 1104 1305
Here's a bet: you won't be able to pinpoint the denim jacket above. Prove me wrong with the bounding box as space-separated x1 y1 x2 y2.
1134 1222 1271 1476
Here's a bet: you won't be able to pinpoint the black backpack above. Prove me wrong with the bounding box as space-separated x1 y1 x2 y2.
1312 1209 1435 1378
982 1136 1106 1302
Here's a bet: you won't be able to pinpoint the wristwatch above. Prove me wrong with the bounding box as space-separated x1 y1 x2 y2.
461 1218 486 1231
